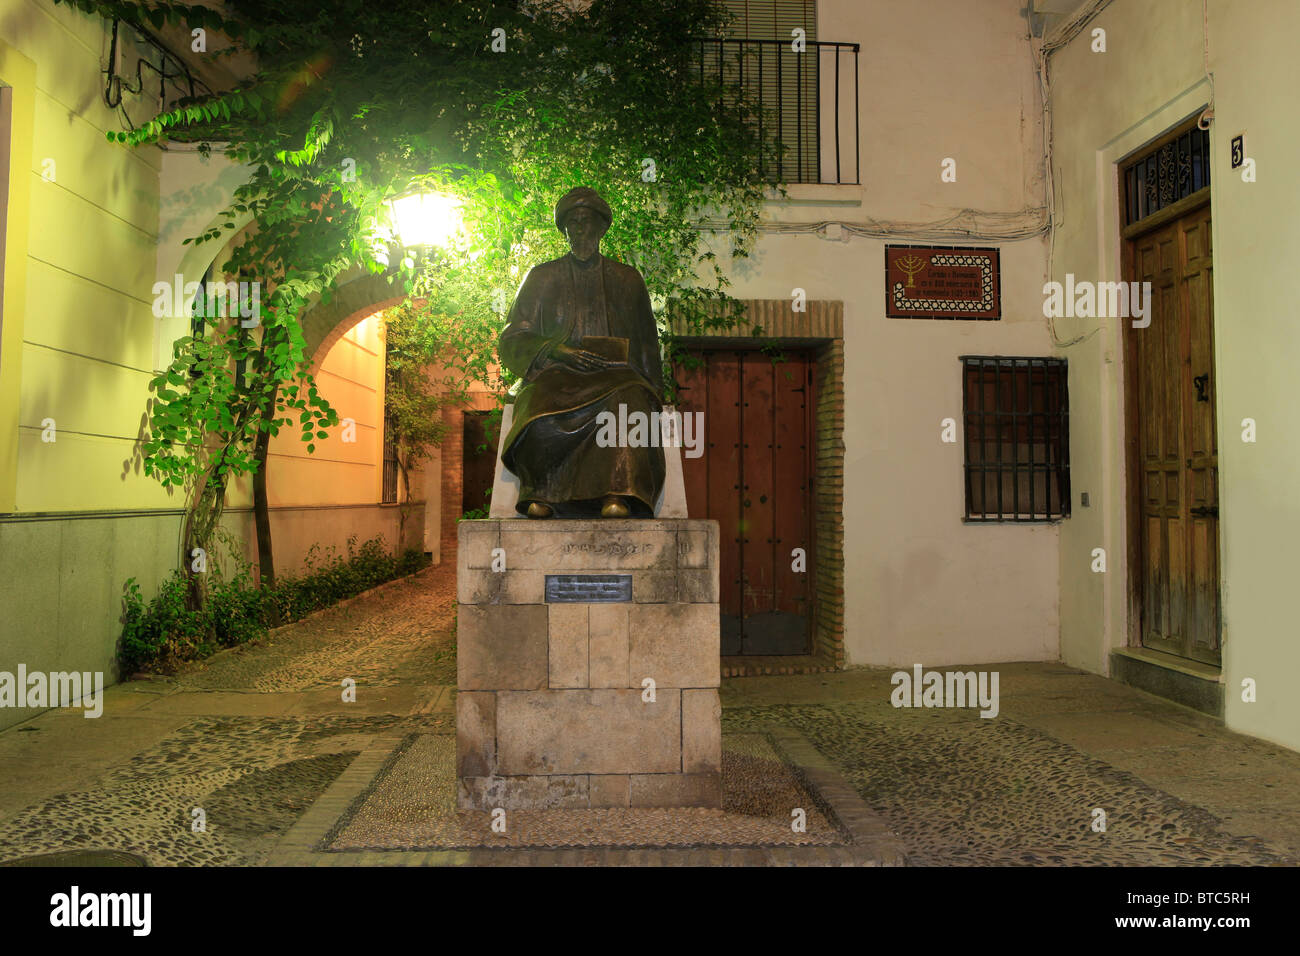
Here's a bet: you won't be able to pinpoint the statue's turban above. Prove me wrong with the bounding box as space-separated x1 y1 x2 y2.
555 187 612 232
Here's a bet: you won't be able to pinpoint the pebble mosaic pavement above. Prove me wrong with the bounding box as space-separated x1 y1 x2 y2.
1 555 1297 865
0 715 445 866
723 703 1295 866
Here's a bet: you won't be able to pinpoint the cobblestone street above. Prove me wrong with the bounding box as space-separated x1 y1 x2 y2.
2 560 1297 866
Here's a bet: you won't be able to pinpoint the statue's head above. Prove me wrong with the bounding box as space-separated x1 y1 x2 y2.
555 187 611 262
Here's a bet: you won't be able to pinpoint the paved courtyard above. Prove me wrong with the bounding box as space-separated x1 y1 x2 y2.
1 560 1297 866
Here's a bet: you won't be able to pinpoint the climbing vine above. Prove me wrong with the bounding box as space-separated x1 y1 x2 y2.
59 0 784 585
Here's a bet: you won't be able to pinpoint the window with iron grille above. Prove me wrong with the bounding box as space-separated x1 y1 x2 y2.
961 356 1070 522
695 0 858 185
724 0 818 181
381 410 399 504
1122 121 1210 227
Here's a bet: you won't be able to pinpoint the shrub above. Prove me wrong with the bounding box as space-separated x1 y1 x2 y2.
118 535 430 674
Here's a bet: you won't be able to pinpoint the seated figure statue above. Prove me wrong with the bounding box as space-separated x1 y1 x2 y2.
498 187 666 519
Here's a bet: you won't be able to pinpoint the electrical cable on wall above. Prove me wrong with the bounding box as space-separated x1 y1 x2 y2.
704 0 1119 349
104 17 214 148
701 206 1048 243
1036 0 1115 348
1198 0 1215 130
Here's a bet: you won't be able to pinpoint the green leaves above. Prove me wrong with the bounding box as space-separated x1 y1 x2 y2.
109 0 768 563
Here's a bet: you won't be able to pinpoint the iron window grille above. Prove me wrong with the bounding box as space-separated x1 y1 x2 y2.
382 411 399 504
1122 123 1210 227
961 356 1070 522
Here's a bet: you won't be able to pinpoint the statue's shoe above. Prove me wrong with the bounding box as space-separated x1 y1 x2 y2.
526 501 554 519
600 496 630 518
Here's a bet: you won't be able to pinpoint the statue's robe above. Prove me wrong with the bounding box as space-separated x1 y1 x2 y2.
498 251 666 517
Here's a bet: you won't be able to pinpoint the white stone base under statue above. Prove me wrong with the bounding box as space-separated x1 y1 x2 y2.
455 518 721 809
457 409 719 809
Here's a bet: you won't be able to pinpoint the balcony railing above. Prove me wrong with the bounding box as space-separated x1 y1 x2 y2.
694 37 860 185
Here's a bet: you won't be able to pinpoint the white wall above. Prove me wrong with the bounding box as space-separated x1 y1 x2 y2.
1049 0 1300 751
713 0 1059 667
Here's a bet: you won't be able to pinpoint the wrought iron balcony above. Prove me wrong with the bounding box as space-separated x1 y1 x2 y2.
694 37 861 186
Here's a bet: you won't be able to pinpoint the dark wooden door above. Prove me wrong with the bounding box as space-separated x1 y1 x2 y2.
674 348 814 655
1126 202 1220 664
461 411 496 516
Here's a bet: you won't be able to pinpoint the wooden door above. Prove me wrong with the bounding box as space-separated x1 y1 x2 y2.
1126 202 1220 664
674 347 814 655
461 411 496 515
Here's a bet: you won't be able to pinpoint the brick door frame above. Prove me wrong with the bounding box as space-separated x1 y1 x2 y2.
670 299 845 668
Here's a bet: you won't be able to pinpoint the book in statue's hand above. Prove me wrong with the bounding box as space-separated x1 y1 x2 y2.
579 336 629 363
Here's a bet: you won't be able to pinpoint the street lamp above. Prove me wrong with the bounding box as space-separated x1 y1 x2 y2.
388 190 463 248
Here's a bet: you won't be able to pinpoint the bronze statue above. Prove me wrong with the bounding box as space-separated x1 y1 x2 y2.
498 187 666 519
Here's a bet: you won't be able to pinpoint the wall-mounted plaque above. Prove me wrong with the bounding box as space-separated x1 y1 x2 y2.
545 574 633 603
885 245 1001 320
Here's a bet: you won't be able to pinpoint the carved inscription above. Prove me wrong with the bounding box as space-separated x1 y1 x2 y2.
559 543 654 557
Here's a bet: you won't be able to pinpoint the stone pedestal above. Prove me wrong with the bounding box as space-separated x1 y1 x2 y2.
456 518 721 809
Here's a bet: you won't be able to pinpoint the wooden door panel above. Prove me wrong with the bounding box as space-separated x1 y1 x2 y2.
461 412 497 514
772 354 810 621
1180 205 1219 663
741 352 810 653
1143 515 1167 642
1128 200 1220 664
1167 517 1186 643
1187 273 1215 459
675 346 813 656
704 352 743 649
1157 228 1179 273
1189 517 1219 657
740 353 775 622
1185 212 1212 262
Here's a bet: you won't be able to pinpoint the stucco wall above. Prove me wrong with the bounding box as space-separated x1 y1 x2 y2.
0 2 415 727
713 0 1059 667
0 501 411 731
1049 0 1300 751
266 312 386 510
5 1 166 515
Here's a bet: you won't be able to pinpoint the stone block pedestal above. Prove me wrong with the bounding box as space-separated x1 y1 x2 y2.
456 518 721 809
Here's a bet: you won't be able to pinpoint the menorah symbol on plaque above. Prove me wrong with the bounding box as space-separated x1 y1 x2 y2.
896 254 929 288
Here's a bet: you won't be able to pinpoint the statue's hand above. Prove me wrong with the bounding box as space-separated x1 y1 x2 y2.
552 343 619 372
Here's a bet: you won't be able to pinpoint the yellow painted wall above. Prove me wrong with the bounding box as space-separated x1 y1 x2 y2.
0 40 34 513
1049 0 1300 750
4 0 169 514
0 3 415 726
267 312 385 508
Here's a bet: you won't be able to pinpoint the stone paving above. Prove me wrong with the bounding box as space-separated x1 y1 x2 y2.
327 732 842 851
1 553 1298 866
725 703 1288 865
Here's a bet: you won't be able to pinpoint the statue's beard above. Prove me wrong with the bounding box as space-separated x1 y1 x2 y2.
569 239 599 261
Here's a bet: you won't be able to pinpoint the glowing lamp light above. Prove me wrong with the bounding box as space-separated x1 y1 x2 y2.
389 190 463 248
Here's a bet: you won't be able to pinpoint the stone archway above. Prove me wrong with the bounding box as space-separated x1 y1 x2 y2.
296 271 503 566
300 271 407 371
276 271 420 559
